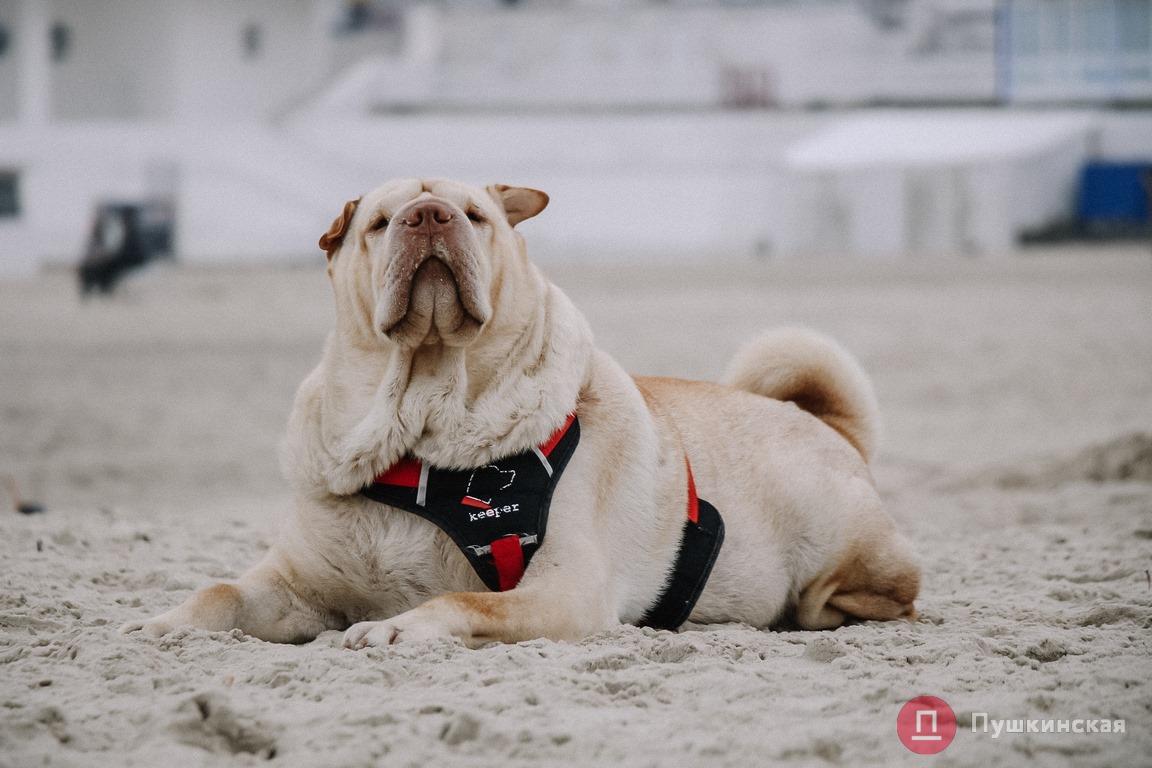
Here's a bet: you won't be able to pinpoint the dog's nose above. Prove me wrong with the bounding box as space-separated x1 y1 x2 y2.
400 201 454 228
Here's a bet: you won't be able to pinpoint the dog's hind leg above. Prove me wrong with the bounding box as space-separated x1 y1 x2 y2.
795 523 920 630
120 561 333 643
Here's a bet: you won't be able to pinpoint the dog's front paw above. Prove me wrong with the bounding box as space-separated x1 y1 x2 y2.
342 611 460 650
119 613 179 638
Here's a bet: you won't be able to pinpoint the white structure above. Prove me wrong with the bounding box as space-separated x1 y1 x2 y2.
780 113 1096 258
1002 0 1152 104
0 0 353 275
0 0 1150 276
327 0 1000 111
1 0 332 123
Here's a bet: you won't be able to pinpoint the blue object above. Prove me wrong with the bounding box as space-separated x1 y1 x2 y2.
1077 163 1152 224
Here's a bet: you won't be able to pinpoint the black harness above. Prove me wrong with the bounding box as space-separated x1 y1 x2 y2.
361 415 725 630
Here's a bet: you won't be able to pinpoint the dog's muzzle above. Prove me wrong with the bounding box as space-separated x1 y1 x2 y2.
374 198 491 347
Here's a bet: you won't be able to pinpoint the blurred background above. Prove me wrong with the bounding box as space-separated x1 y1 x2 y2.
3 7 1152 763
0 0 1151 274
1 0 1151 514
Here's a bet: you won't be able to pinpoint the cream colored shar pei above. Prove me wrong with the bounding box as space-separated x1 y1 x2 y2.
122 178 920 648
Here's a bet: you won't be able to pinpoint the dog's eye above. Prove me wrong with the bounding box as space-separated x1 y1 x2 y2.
466 210 486 225
369 216 389 232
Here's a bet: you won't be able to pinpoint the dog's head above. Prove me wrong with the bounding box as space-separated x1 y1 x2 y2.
320 178 548 348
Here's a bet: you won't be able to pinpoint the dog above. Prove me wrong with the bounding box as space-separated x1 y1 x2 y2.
121 178 920 648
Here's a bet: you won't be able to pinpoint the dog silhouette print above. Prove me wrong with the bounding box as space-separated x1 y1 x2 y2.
461 465 516 510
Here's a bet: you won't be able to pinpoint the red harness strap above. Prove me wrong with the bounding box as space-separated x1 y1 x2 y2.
538 413 577 457
376 457 422 487
685 456 700 524
490 535 527 591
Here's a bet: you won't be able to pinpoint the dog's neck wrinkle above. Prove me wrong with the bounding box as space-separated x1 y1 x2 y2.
462 271 548 402
399 260 550 415
319 280 592 472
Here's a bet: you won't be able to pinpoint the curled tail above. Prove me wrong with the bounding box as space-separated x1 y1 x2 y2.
721 328 880 463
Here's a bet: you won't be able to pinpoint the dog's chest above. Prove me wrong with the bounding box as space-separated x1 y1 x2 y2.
322 501 482 620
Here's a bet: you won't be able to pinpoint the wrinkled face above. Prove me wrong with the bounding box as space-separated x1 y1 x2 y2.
320 179 548 348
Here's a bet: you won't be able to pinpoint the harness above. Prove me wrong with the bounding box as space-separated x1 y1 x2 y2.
361 415 725 630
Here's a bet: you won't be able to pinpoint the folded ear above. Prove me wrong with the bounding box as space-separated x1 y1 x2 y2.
487 184 549 227
318 197 361 260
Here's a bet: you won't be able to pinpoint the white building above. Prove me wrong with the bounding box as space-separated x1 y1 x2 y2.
0 0 1150 275
779 112 1096 258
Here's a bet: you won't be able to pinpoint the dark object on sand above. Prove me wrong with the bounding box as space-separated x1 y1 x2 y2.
78 201 175 295
3 475 44 515
1022 162 1152 244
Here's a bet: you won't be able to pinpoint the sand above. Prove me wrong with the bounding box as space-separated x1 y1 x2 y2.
1 247 1150 767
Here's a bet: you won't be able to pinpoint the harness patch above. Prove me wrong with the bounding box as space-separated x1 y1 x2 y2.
362 415 579 592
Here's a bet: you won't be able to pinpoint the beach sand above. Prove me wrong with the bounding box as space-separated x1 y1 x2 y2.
2 247 1150 767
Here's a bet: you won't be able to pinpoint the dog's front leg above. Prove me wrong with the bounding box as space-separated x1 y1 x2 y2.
120 561 332 643
343 537 616 649
343 581 615 649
